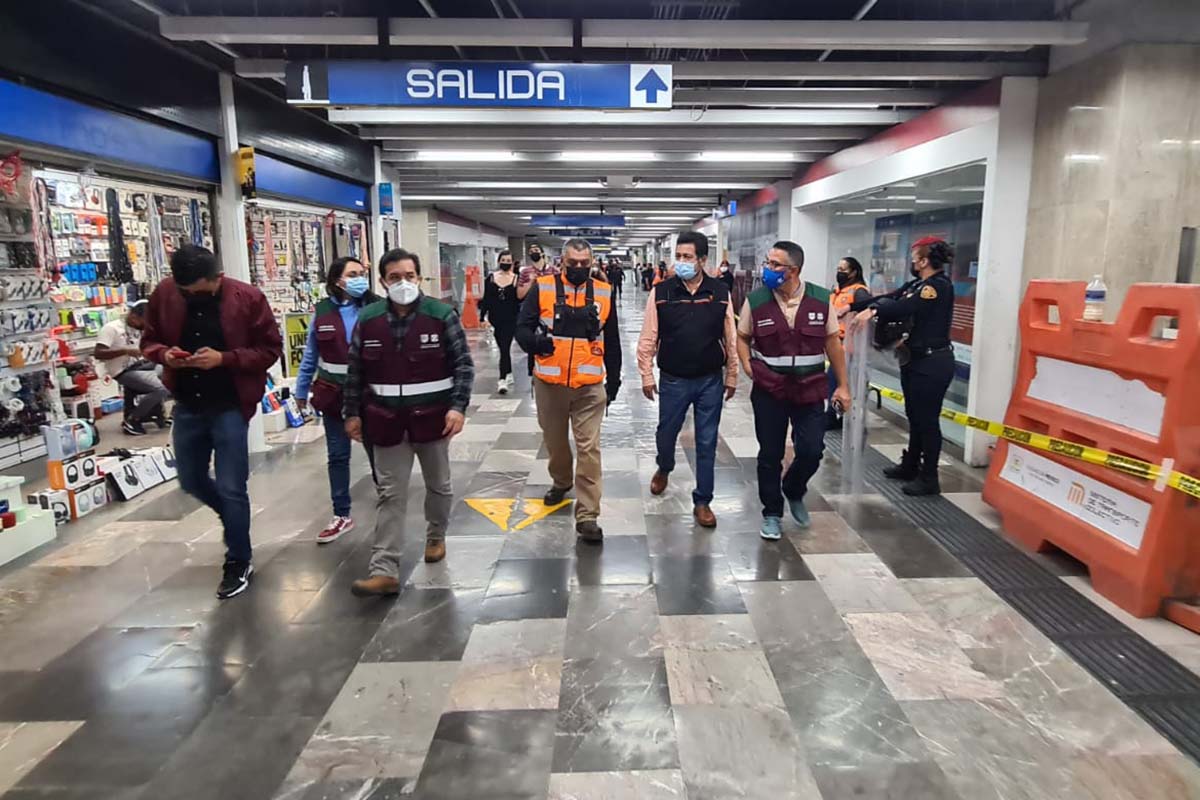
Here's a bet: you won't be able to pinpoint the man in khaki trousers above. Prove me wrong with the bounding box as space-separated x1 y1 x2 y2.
516 238 622 544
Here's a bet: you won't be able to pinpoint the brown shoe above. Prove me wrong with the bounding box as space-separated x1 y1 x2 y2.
693 505 717 528
650 470 669 496
576 520 604 544
424 540 447 563
350 575 400 597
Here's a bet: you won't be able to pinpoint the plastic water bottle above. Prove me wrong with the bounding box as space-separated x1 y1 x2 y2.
1083 274 1107 321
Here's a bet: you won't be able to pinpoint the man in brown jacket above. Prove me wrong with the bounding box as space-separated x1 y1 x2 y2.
141 245 282 600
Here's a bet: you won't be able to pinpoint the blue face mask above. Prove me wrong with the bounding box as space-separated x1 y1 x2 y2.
673 261 697 281
342 276 369 299
762 267 787 290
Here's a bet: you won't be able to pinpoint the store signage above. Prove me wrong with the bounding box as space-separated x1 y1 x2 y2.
283 312 310 378
548 227 619 237
378 182 394 216
285 61 673 110
236 147 256 199
532 215 625 229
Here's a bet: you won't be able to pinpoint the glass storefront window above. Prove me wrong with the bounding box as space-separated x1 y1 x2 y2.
819 162 986 448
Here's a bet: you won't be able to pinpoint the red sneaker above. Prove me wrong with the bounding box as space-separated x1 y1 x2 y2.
317 516 354 544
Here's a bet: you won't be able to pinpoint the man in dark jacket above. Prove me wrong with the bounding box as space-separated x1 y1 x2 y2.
141 245 283 600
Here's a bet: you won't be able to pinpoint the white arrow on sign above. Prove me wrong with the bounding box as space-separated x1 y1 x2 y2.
629 64 673 109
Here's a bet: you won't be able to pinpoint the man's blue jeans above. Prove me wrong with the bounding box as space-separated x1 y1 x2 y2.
655 371 725 507
173 407 252 564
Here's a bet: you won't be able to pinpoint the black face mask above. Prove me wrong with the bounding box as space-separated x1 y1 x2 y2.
530 252 543 263
499 262 513 271
836 272 853 287
565 266 590 286
910 264 921 278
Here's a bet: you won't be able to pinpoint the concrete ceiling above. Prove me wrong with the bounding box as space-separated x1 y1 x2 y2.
95 0 1077 252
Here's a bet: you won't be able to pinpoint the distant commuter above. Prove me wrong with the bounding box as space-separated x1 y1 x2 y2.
479 249 521 395
95 298 170 436
141 244 282 600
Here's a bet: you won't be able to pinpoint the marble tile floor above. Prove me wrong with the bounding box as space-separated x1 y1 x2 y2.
0 290 1197 799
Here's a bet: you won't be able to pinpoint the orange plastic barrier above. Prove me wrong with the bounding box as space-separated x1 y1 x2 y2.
461 265 482 329
982 281 1200 622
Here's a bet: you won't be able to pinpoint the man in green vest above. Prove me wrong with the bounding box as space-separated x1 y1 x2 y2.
342 249 475 597
736 241 851 541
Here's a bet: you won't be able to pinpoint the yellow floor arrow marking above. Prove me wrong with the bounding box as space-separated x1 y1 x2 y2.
464 498 517 531
511 499 573 531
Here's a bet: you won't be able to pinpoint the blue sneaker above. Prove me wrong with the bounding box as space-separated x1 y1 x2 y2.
760 516 783 541
788 497 811 529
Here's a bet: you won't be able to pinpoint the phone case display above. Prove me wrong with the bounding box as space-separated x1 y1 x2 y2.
0 154 65 464
246 204 369 318
36 168 213 365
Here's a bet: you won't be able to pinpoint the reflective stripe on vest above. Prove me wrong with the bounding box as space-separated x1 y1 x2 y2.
370 377 454 397
534 363 562 377
318 359 348 375
577 364 604 376
750 349 826 368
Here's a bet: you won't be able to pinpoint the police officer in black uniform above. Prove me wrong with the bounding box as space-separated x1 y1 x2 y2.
851 237 955 495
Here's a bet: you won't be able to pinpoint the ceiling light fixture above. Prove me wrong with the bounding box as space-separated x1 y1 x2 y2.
414 150 519 162
699 151 796 162
559 151 657 162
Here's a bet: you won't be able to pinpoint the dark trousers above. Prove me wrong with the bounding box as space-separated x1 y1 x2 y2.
173 407 252 563
751 385 825 519
900 350 955 473
493 321 516 379
655 371 724 506
323 413 353 518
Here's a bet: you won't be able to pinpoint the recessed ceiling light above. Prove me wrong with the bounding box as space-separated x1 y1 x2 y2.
414 150 518 162
560 151 657 162
454 181 601 189
699 151 796 162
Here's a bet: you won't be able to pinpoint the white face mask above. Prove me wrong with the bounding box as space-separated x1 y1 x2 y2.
387 279 420 306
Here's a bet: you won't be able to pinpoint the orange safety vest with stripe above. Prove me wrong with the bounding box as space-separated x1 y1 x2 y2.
831 281 868 339
532 274 612 388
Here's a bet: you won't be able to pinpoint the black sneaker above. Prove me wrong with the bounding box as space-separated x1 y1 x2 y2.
122 420 147 436
576 520 603 544
154 414 172 430
544 485 573 505
216 561 254 600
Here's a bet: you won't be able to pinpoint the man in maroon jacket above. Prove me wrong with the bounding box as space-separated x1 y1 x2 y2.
141 244 283 600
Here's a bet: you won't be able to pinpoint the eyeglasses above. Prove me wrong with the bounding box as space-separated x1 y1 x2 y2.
764 260 794 270
563 259 591 269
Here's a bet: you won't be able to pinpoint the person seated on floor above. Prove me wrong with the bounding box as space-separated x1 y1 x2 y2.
94 298 171 436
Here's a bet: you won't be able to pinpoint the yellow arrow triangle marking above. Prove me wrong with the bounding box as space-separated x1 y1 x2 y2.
464 498 517 532
511 499 572 531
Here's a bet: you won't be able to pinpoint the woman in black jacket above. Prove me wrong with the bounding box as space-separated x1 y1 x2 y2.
479 249 522 394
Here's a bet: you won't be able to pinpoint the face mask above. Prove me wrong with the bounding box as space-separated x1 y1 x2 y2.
342 276 369 298
499 262 513 271
387 279 420 306
565 266 590 285
911 263 921 278
530 252 543 263
762 267 787 290
674 261 697 281
836 272 852 287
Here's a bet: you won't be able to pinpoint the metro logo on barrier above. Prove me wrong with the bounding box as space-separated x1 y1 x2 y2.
286 61 674 110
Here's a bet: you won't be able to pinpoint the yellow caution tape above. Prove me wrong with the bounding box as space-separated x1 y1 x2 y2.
868 384 1200 500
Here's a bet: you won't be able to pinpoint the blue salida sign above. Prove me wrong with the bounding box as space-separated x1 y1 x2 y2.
286 62 673 110
533 215 626 229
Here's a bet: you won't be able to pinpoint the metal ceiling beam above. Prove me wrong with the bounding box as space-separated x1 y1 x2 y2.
330 108 915 125
582 19 1087 51
164 17 1084 52
234 58 287 79
365 124 876 140
672 88 946 107
672 60 1042 81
